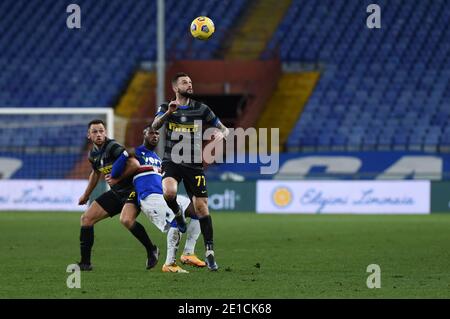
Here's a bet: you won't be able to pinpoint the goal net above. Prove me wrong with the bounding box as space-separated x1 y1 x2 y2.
0 108 114 180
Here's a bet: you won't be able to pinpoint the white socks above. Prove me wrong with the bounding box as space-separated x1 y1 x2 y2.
165 219 201 265
183 219 201 255
165 227 181 265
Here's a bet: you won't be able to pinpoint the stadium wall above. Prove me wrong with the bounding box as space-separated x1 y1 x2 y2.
256 180 431 214
206 152 450 180
430 181 450 213
1 180 450 214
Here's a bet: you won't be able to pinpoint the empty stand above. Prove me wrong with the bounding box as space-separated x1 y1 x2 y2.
0 0 247 108
265 0 450 152
0 0 248 179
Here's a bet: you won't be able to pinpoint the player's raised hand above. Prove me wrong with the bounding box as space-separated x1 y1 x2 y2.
78 194 89 205
168 100 180 114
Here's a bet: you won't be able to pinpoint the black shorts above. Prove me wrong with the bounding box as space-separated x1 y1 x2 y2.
95 190 138 217
162 161 208 198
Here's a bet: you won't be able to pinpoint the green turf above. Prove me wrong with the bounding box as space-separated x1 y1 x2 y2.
0 212 449 298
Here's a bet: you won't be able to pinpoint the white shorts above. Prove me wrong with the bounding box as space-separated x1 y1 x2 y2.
140 194 191 233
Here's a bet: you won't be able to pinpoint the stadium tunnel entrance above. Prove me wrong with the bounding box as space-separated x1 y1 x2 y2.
191 94 248 129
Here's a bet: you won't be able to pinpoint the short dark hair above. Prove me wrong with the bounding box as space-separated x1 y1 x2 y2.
143 124 158 134
88 119 106 129
172 72 190 85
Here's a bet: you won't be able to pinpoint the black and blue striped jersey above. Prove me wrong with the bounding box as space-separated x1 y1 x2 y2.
156 98 220 169
88 138 134 196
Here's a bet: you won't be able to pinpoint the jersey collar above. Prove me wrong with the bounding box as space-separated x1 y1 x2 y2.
177 98 193 110
92 138 109 152
141 144 156 153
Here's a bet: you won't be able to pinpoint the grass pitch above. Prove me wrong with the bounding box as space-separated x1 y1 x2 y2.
0 212 449 298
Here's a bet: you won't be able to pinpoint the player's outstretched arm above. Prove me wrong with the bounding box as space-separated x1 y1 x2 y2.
79 170 101 205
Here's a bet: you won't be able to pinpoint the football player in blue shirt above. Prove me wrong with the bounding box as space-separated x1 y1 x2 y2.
107 125 205 272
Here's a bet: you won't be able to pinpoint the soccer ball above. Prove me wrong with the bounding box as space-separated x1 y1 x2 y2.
190 16 215 40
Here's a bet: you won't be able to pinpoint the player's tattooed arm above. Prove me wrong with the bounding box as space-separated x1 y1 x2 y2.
151 101 179 130
151 113 168 130
212 121 229 141
204 121 229 165
79 170 101 205
217 121 230 139
204 104 229 140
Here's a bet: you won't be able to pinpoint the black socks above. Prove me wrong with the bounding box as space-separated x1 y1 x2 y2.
165 197 182 216
129 221 156 256
80 225 94 264
199 215 214 251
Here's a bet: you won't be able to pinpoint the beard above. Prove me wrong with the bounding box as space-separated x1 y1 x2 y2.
179 89 194 98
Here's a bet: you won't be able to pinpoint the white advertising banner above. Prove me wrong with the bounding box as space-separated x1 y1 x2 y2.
0 180 88 211
257 181 430 214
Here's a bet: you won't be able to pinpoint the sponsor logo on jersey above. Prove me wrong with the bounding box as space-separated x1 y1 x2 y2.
168 122 199 132
98 164 112 174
